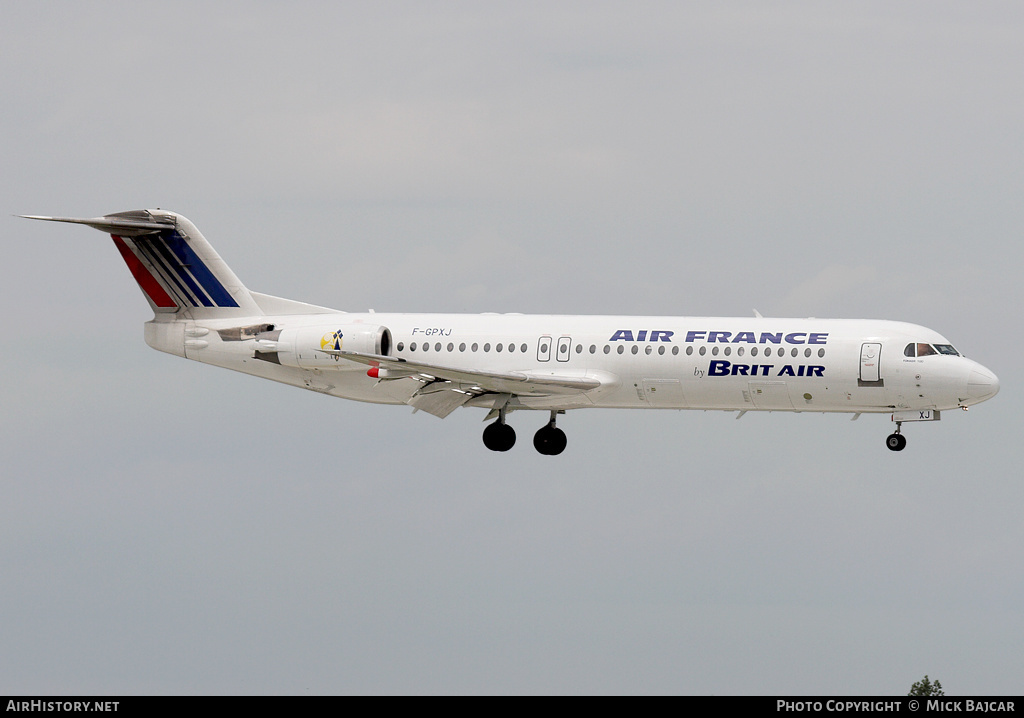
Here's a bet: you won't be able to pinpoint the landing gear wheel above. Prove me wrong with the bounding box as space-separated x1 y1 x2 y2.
886 433 907 452
533 411 567 455
483 421 516 452
533 425 567 456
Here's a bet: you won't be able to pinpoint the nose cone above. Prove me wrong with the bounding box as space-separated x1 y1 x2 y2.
964 363 1000 405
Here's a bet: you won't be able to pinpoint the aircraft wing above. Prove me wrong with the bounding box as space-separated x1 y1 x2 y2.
331 350 603 418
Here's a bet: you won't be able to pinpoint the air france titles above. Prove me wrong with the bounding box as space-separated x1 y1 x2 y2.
607 329 829 345
609 328 829 378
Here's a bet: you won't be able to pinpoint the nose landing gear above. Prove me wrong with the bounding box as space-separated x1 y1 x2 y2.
886 422 907 452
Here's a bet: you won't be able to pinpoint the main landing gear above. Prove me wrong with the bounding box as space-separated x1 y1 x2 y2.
533 412 567 456
482 410 566 455
482 416 516 452
886 422 907 452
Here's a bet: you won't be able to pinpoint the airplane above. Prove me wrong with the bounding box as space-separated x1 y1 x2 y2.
22 209 1000 455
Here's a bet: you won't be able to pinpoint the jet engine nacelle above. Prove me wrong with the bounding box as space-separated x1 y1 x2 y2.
257 324 393 369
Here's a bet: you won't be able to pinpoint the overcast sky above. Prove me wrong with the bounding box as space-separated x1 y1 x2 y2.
2 1 1022 695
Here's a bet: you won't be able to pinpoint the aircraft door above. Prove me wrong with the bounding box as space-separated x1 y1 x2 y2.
537 335 552 362
556 336 572 362
860 343 882 383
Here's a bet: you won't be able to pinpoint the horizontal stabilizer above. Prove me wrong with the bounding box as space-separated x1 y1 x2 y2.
23 209 262 317
20 211 176 237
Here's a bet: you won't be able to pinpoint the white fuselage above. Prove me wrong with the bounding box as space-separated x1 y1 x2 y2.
25 209 1000 453
148 312 999 416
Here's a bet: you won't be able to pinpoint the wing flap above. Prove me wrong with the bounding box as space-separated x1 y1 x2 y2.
332 350 605 418
407 387 474 418
334 350 602 395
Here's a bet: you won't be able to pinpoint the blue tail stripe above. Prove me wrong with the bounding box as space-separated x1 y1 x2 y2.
135 238 203 307
147 235 213 307
164 231 239 308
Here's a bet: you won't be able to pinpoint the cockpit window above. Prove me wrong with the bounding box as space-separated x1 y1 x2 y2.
906 342 958 357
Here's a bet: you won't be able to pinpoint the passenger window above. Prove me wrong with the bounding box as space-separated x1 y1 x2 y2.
604 345 611 354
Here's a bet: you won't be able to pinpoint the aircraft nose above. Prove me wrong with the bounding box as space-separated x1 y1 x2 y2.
964 363 999 405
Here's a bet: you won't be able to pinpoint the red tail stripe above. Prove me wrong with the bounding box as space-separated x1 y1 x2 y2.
111 235 177 308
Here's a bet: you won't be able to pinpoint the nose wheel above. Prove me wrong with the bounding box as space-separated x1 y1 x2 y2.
886 422 907 452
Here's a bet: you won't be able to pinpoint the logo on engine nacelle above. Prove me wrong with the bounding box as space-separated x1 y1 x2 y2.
320 330 344 351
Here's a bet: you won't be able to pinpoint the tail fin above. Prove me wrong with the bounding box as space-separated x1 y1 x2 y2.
22 209 262 317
